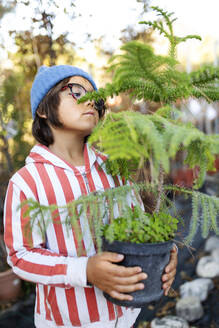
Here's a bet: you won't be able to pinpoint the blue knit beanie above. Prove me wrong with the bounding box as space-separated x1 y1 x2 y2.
31 65 98 118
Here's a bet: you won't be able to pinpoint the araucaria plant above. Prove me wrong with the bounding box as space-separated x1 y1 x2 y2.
23 6 219 248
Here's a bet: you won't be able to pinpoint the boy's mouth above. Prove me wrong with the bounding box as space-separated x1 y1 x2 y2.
83 111 95 116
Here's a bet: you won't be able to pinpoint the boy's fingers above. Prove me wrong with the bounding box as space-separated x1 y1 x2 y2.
111 264 144 277
109 279 146 300
162 269 176 282
165 249 178 273
163 246 177 288
99 251 124 262
163 277 175 293
114 272 147 285
114 282 145 293
109 290 133 301
172 245 178 252
98 252 146 277
164 287 171 296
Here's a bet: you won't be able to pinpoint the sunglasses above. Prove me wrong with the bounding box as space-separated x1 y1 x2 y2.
61 83 106 117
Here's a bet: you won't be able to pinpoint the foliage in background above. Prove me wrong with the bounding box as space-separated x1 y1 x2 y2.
0 0 78 177
0 71 33 171
0 0 15 21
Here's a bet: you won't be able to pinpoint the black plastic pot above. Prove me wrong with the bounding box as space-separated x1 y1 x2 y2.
102 238 174 308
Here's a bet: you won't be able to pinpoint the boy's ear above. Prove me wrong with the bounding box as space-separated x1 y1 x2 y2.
37 111 47 119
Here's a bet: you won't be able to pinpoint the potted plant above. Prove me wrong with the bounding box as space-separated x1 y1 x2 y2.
20 6 219 308
101 205 178 307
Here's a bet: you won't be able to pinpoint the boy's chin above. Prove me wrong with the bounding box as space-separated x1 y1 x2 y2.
83 126 96 135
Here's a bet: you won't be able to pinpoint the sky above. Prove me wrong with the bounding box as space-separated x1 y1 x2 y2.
1 0 219 67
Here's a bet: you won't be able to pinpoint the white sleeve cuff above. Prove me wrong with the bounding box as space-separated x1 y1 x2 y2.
65 256 90 288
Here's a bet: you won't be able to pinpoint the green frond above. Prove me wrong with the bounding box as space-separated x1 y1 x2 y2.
200 194 211 239
190 65 219 85
77 7 219 107
89 111 170 180
165 185 219 242
155 105 182 120
177 35 202 43
183 193 200 245
211 198 219 235
191 86 219 102
139 6 201 60
208 135 219 155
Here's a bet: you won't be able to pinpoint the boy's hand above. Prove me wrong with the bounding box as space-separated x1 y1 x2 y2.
87 252 147 301
162 245 178 296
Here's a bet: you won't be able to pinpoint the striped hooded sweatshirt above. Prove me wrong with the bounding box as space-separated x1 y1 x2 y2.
4 143 141 328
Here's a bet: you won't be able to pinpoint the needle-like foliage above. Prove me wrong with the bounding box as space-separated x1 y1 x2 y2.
78 7 219 105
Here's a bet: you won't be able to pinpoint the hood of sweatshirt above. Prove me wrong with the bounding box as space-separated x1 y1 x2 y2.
25 143 99 175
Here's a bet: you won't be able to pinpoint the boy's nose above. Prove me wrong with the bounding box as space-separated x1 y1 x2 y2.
86 100 95 108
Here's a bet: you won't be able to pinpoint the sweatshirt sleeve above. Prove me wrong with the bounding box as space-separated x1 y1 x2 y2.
4 180 90 288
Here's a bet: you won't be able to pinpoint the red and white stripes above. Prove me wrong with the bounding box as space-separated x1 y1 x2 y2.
4 143 140 327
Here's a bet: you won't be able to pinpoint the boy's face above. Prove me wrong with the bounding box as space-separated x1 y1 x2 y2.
57 76 99 137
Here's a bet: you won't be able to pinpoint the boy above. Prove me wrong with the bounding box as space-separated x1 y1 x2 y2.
4 65 177 327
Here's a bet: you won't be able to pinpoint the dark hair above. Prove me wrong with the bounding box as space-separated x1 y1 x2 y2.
32 78 106 147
